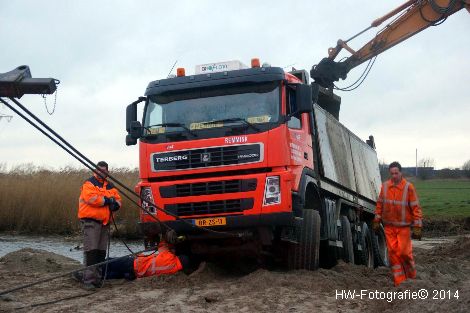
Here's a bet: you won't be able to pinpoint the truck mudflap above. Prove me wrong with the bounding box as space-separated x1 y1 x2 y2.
138 212 295 238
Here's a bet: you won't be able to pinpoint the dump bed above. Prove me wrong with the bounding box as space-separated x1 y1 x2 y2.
314 104 381 204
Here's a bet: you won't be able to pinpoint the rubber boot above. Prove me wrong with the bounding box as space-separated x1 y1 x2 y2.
82 250 101 289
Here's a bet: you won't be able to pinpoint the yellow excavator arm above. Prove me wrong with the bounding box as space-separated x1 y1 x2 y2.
311 0 469 88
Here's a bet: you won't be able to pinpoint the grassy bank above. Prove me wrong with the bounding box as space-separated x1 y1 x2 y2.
0 165 140 236
411 178 470 217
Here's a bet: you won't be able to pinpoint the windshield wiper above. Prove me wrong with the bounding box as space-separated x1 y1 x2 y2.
201 118 260 131
145 123 197 137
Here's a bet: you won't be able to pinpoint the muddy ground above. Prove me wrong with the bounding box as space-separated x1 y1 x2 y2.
1 235 469 313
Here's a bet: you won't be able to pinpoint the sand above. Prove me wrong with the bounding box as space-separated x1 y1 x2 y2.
1 236 469 313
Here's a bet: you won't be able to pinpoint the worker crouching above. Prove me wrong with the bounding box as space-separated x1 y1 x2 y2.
102 240 191 280
373 161 423 286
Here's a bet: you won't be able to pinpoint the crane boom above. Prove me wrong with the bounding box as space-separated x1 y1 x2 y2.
311 0 469 88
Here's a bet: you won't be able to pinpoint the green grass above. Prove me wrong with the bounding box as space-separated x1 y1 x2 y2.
410 179 470 217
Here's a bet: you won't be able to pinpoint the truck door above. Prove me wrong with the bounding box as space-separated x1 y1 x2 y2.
286 85 314 172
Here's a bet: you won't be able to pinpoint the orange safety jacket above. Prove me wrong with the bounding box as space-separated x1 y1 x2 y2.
78 175 121 225
133 241 183 278
374 178 423 227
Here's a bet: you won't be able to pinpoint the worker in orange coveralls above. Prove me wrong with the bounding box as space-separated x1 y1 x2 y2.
101 240 192 280
373 161 423 286
76 161 122 289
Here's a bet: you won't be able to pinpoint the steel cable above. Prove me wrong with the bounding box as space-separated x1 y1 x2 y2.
0 97 238 237
0 247 151 296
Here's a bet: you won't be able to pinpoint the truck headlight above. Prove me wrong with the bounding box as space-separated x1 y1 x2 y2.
263 176 281 206
141 187 156 214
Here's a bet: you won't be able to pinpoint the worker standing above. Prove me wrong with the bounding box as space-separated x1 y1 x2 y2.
373 161 423 286
76 161 121 289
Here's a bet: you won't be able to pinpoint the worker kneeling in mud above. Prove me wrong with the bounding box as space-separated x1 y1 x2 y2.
101 239 192 280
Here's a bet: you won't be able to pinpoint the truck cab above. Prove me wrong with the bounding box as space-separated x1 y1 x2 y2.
126 59 387 269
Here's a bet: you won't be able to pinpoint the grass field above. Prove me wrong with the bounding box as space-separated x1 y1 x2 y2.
411 179 470 217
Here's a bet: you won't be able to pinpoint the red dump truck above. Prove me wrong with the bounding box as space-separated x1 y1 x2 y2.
125 59 388 269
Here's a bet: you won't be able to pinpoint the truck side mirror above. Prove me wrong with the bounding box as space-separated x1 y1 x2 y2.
125 97 146 146
126 121 143 146
126 134 137 146
295 84 313 113
130 121 143 139
126 103 138 133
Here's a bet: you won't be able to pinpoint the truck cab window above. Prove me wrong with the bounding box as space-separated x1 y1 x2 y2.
287 88 301 129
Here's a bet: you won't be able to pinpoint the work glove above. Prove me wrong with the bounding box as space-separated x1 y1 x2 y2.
103 196 113 206
372 220 380 233
164 230 185 244
411 226 422 240
109 201 120 212
104 197 120 212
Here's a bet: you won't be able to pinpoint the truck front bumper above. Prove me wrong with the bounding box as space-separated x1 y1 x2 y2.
138 211 294 238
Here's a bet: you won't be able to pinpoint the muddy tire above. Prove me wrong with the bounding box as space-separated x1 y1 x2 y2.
340 216 354 263
354 222 374 267
371 223 389 267
288 210 321 270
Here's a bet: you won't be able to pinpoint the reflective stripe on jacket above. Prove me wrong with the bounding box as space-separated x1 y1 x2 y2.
78 176 121 225
133 242 183 278
374 178 423 227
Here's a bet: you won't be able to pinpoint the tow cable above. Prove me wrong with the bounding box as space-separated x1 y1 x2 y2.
0 66 239 237
0 247 153 297
0 66 240 298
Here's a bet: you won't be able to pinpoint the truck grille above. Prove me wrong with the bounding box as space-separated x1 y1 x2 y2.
159 179 257 198
165 198 254 217
151 144 262 171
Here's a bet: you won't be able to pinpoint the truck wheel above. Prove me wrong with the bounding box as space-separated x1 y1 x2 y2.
340 216 354 263
371 223 389 267
288 210 321 270
354 222 374 267
320 240 338 269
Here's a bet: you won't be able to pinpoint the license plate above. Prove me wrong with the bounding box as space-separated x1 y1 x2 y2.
194 217 226 227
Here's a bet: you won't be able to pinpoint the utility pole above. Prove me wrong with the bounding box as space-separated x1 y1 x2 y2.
415 148 418 177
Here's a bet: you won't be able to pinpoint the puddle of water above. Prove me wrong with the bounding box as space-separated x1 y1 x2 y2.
0 234 143 262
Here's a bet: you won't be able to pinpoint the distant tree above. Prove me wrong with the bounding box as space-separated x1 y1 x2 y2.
379 161 389 182
418 157 435 168
463 160 470 178
436 168 461 179
418 157 435 180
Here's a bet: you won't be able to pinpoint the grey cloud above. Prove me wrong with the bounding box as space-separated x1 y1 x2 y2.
1 0 469 169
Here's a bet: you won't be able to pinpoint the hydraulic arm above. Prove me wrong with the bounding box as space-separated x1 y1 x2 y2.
311 0 470 88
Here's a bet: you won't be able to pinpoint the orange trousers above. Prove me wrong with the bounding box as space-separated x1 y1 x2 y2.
384 226 416 286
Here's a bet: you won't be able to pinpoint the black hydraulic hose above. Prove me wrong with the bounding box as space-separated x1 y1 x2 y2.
334 56 377 91
1 97 238 237
111 214 137 255
0 247 151 296
98 225 112 288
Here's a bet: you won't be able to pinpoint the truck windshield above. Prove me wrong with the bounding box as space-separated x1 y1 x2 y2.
144 82 280 140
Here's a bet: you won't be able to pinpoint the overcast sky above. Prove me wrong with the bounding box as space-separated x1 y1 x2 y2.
1 0 469 170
